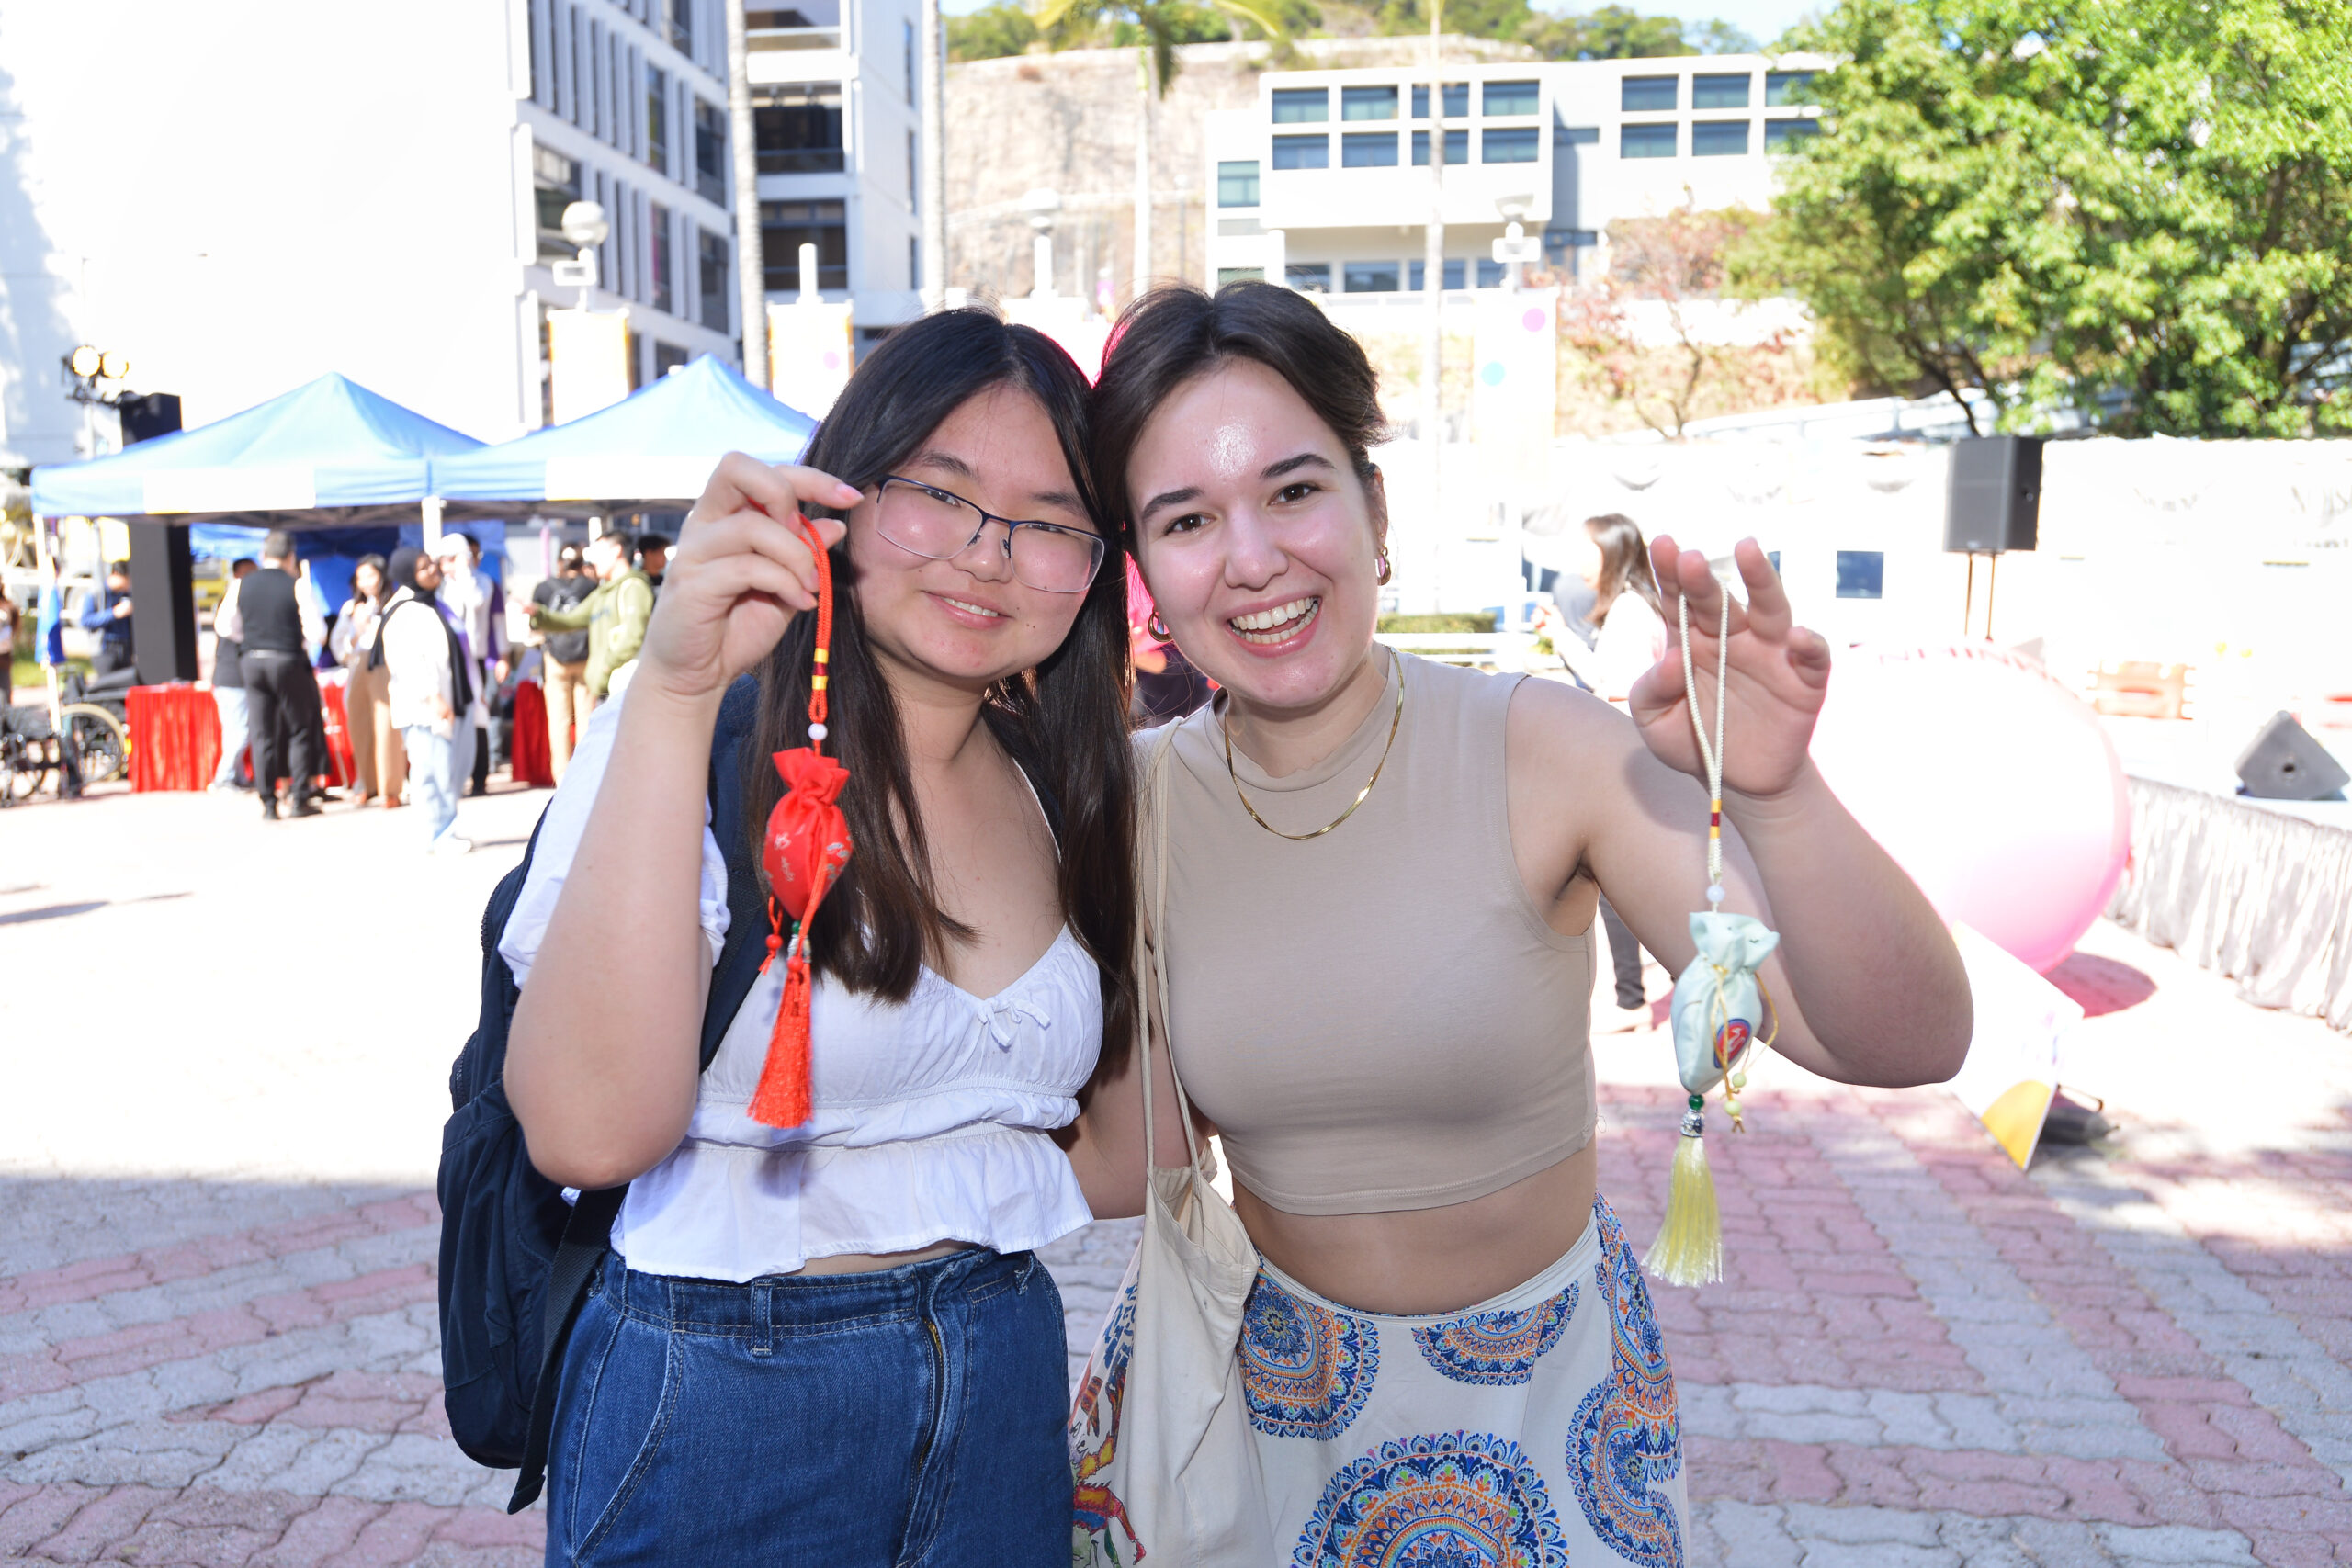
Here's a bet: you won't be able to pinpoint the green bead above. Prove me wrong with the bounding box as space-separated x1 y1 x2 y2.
1688 1094 1704 1111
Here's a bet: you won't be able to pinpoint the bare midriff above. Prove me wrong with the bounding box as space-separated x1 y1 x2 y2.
792 1239 978 1276
1233 1143 1597 1316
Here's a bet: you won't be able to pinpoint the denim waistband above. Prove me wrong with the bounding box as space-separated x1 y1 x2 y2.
595 1247 1039 1340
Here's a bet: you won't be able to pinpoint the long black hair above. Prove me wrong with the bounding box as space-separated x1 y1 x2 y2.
746 309 1138 1077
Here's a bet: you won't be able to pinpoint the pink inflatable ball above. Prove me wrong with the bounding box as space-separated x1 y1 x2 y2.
1806 643 2131 975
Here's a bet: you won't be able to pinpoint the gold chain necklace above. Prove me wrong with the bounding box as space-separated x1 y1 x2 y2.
1222 649 1407 841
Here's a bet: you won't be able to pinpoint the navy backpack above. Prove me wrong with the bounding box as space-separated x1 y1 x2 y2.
436 676 770 1512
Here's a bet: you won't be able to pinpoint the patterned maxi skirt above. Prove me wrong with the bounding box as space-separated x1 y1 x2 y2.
1243 1194 1687 1568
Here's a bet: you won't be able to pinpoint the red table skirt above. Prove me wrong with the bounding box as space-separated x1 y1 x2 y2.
319 681 356 790
511 680 555 788
128 684 222 792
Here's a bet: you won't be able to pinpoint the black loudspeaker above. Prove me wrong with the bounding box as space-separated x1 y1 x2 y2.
119 392 182 445
127 521 200 685
2235 712 2349 802
1944 435 2043 553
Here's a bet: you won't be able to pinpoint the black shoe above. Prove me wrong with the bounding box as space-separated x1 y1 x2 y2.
288 797 322 818
261 796 280 821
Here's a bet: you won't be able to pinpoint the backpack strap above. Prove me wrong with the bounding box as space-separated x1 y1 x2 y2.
507 675 770 1514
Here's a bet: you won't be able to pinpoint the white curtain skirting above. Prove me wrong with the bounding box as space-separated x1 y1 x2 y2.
2105 776 2352 1033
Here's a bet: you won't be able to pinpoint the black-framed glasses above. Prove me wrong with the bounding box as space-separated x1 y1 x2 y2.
874 476 1106 594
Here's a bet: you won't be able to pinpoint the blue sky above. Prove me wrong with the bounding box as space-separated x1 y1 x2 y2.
939 0 1821 41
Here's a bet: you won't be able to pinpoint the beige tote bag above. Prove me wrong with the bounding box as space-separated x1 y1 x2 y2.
1071 727 1272 1566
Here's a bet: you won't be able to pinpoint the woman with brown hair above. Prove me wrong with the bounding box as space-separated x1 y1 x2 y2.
1065 282 1971 1565
329 554 405 806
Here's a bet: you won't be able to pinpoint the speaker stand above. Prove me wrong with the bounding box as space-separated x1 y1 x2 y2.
1962 551 2001 641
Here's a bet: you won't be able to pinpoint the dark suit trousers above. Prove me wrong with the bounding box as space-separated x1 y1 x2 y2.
242 650 322 802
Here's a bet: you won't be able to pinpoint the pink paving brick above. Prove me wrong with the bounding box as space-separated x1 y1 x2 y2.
324 1501 460 1568
107 1487 315 1568
22 1480 171 1561
0 1483 100 1558
251 1497 387 1568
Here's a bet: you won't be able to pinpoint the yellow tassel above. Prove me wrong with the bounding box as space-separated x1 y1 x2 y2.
1644 1096 1724 1287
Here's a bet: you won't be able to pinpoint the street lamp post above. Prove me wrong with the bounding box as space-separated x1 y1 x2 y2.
552 202 611 310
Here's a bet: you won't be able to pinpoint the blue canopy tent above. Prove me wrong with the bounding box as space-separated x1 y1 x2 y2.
429 354 817 512
29 373 483 527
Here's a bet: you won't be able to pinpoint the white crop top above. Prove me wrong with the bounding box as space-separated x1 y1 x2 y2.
499 694 1101 1282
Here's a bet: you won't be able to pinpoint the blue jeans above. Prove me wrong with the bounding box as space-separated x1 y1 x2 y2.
210 688 248 786
400 725 460 845
546 1247 1070 1567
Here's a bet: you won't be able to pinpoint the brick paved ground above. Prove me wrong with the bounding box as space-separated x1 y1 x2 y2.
2 784 2346 1564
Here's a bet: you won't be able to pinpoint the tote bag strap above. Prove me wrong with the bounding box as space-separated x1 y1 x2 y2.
1137 721 1211 1180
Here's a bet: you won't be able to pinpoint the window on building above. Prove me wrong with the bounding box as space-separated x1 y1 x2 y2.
653 339 690 377
910 235 920 288
1271 88 1329 123
1217 266 1265 286
667 0 693 51
1341 85 1397 120
695 98 727 203
650 202 674 310
1483 79 1539 116
754 85 845 173
1342 260 1401 292
1764 118 1821 152
1342 132 1398 167
1621 122 1677 158
1476 257 1505 288
1482 126 1539 162
903 18 916 103
1411 83 1470 118
1285 262 1332 292
1556 125 1599 146
567 6 583 125
534 143 583 263
1410 129 1469 165
1836 550 1884 599
1691 119 1749 156
907 129 918 209
761 198 849 290
646 64 671 172
1408 257 1467 290
1217 159 1261 207
529 0 547 105
1692 73 1750 109
698 229 729 330
1272 134 1329 170
1622 74 1678 112
1766 71 1815 106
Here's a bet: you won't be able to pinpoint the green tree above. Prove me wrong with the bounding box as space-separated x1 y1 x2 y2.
947 3 1039 60
1374 0 1535 40
1738 0 2352 437
1687 17 1755 51
1522 6 1687 59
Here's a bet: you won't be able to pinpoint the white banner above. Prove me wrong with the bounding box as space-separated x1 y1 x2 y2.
548 309 633 427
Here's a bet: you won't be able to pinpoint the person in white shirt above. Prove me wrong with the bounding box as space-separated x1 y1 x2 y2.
374 547 470 854
434 533 503 797
501 311 1141 1562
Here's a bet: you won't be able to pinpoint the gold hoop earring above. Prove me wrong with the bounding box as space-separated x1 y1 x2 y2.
1374 550 1393 586
1148 612 1170 641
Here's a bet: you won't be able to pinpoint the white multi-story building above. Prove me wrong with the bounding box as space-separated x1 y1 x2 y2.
1203 53 1826 306
745 0 924 348
0 0 741 468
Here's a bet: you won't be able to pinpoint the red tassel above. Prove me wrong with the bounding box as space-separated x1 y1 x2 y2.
749 947 817 1127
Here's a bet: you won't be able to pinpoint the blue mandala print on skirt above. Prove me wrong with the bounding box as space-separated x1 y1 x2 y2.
1294 1431 1570 1568
1412 1281 1579 1387
1570 1198 1683 1566
1243 1273 1379 1440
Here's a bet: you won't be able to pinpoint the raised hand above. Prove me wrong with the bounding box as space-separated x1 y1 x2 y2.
634 453 860 707
1625 536 1833 800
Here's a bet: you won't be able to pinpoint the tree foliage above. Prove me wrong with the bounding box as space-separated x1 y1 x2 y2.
1738 0 2352 437
948 3 1040 60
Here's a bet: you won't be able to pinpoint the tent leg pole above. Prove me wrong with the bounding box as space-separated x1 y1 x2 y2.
423 496 444 551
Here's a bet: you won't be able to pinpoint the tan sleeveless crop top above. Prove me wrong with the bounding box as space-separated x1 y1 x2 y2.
1148 653 1596 1216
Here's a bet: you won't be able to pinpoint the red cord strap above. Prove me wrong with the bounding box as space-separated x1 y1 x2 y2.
749 513 852 1129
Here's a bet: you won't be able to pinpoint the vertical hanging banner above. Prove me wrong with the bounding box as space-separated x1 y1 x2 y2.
770 300 856 416
1944 922 2080 1168
548 310 634 427
1471 290 1558 490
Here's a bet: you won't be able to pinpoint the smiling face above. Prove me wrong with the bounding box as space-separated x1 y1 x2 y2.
1126 357 1385 716
843 383 1100 698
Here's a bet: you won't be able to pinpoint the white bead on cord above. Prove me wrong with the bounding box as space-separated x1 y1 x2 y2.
1677 573 1733 911
808 722 828 741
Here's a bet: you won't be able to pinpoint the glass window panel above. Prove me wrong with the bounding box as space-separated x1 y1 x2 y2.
1622 74 1678 112
1411 83 1471 118
1476 257 1505 288
1344 261 1401 291
1555 125 1600 145
1482 79 1539 116
1836 550 1884 599
1621 122 1678 158
1342 131 1399 167
759 197 849 291
1764 118 1821 151
1272 134 1329 170
1285 262 1332 292
1692 73 1751 109
1482 126 1539 163
1342 85 1397 120
697 231 729 331
1217 266 1265 286
1766 71 1815 106
1411 129 1470 164
753 84 843 174
644 63 669 172
1408 258 1467 289
1691 119 1749 156
1217 159 1261 207
1271 88 1329 123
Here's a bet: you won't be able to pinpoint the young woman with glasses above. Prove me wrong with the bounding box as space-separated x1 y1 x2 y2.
1064 283 1971 1563
501 310 1136 1564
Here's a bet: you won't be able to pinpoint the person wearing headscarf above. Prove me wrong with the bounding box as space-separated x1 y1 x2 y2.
373 547 472 854
330 554 406 807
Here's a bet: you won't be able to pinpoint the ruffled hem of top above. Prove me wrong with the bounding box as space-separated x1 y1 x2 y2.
610 1123 1094 1284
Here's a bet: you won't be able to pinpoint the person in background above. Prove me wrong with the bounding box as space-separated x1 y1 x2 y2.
436 533 505 798
77 562 135 686
528 529 653 705
530 544 595 782
330 554 405 807
236 532 328 821
377 547 471 856
635 532 670 589
208 558 257 790
0 585 18 709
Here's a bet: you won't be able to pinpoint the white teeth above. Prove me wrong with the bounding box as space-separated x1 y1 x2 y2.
1228 597 1321 644
941 596 1004 619
1229 597 1318 633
